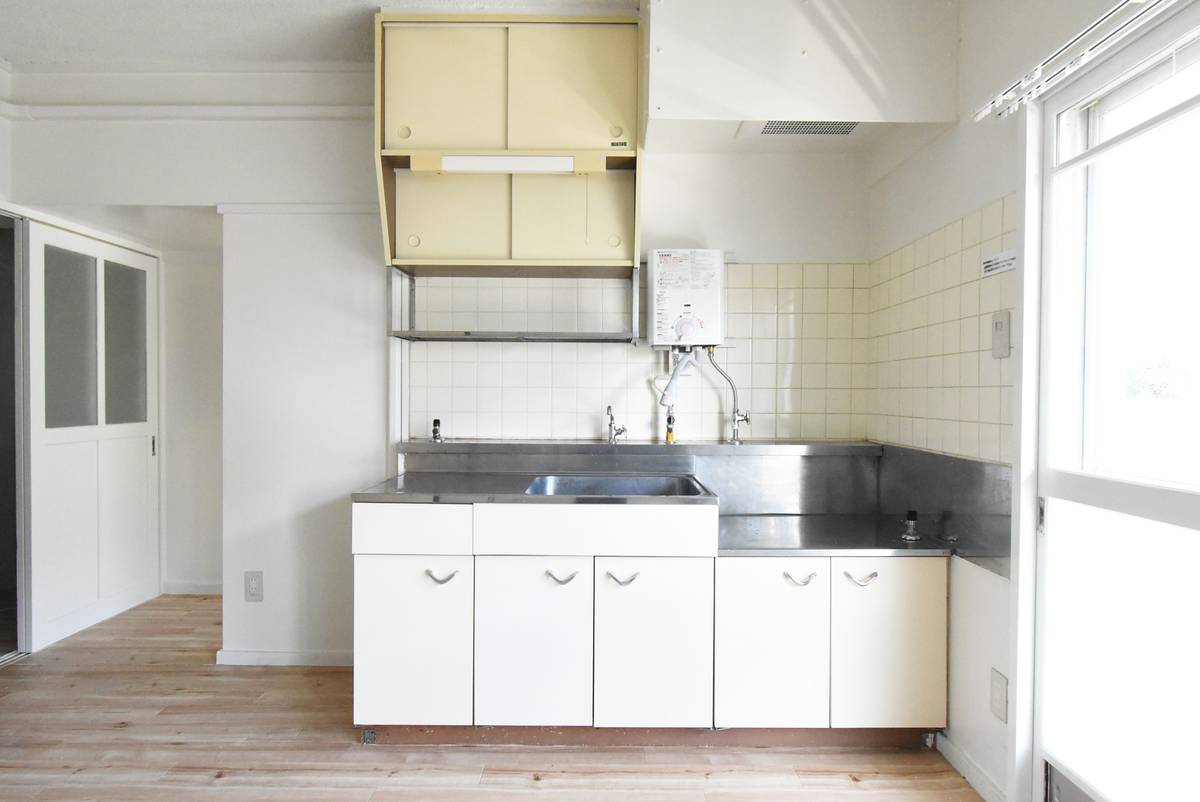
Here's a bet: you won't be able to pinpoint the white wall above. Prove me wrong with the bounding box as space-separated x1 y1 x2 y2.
218 211 385 665
646 0 957 123
943 557 1011 802
641 152 867 263
0 118 10 202
868 0 1114 257
162 248 223 594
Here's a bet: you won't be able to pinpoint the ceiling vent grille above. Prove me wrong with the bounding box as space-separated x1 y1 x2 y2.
760 120 859 136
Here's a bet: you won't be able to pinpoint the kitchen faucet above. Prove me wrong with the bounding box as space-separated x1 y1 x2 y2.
706 346 750 444
606 406 627 444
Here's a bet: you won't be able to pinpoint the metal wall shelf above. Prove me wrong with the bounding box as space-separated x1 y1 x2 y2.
389 264 640 344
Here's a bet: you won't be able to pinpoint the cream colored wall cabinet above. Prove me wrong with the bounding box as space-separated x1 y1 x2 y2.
374 14 641 272
593 557 714 728
474 556 594 726
830 556 948 728
714 556 831 728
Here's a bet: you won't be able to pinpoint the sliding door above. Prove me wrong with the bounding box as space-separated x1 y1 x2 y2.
27 222 159 650
1035 12 1200 801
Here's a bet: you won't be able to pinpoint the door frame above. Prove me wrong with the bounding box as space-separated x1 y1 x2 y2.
2 203 165 653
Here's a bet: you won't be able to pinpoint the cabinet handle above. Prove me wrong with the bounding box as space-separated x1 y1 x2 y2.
843 570 879 587
424 569 459 585
606 571 640 587
783 571 818 587
545 569 579 585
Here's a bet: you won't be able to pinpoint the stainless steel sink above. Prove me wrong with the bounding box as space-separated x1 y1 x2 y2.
525 474 708 497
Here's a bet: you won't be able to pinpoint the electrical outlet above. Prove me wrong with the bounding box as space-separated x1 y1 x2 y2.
990 667 1009 722
244 570 263 603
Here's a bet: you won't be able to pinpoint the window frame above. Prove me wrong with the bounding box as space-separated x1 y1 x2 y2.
1038 4 1200 533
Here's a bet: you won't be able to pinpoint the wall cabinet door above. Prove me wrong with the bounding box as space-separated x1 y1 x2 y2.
830 557 948 728
512 172 634 261
394 172 511 260
475 556 593 725
715 557 831 728
382 26 508 149
353 554 473 726
508 25 638 150
594 557 713 727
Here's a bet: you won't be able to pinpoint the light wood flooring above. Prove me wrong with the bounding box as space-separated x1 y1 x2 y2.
0 595 983 801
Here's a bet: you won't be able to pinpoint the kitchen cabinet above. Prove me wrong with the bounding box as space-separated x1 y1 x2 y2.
474 556 593 726
507 24 639 150
353 554 474 726
393 171 511 261
593 557 714 727
512 171 634 261
830 556 948 728
382 26 507 150
715 557 831 728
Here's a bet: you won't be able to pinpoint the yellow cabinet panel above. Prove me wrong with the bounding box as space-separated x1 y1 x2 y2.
395 172 511 261
512 172 634 261
383 26 508 149
508 25 638 150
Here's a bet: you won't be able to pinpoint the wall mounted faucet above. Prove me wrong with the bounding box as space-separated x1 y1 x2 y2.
606 406 627 444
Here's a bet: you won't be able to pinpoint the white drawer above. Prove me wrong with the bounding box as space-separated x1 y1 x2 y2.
351 503 472 555
473 503 718 557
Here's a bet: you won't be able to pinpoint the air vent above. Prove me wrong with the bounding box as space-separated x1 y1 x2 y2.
760 120 859 136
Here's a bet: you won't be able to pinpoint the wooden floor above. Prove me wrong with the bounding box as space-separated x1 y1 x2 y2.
0 595 982 801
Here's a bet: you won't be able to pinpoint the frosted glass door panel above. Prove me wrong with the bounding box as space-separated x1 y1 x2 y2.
43 245 97 428
104 262 147 424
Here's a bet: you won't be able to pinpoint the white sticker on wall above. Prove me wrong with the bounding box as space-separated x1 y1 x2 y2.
981 249 1017 276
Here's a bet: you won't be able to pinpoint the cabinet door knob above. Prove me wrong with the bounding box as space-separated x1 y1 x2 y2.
545 569 579 585
783 571 818 587
843 570 879 587
424 569 459 585
606 571 640 587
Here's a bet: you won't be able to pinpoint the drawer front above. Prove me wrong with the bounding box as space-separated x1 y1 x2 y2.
473 503 717 557
351 503 472 555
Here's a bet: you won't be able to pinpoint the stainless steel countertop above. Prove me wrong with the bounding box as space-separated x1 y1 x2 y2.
718 515 953 557
352 472 719 505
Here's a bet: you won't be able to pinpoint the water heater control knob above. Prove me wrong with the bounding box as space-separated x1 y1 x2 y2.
674 317 699 341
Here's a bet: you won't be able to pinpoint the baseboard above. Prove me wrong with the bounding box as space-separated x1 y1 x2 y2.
938 732 1005 802
216 648 353 667
31 585 159 652
366 725 929 748
161 581 223 595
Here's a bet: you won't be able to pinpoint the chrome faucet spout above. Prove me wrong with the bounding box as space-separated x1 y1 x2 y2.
606 406 627 444
707 346 750 444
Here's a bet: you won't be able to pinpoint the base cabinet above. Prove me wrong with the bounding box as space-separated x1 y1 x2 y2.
593 557 714 728
353 554 474 726
715 557 831 728
830 556 948 728
474 556 594 726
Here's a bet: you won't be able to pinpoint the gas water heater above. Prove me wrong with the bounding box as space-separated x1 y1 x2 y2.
647 249 725 348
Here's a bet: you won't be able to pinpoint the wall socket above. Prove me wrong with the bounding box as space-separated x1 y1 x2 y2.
244 570 264 602
990 667 1009 723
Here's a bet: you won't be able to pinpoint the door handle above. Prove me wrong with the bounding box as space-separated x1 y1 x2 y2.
783 571 818 587
843 570 879 587
424 569 458 585
606 571 639 587
545 569 579 585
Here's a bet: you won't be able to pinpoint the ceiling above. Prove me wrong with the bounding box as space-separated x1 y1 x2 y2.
0 0 637 72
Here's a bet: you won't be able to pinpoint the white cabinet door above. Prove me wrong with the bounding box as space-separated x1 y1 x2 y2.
594 557 714 727
475 556 593 726
353 555 473 726
715 557 831 728
830 557 948 728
